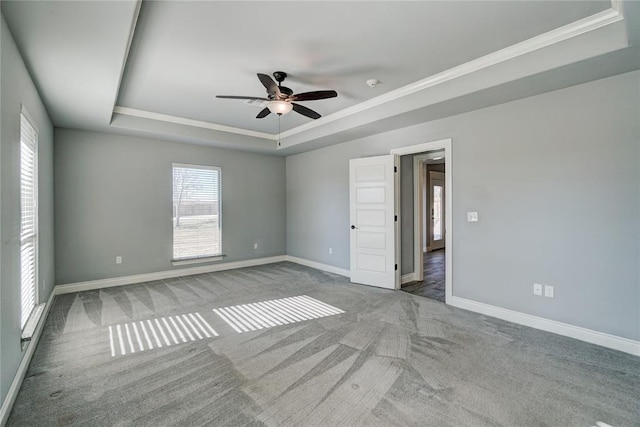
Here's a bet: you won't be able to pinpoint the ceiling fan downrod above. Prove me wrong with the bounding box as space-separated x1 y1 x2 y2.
272 71 293 98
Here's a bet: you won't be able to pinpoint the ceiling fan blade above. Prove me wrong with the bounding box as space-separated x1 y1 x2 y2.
292 103 321 120
257 73 282 97
291 90 338 102
216 95 269 101
256 107 271 119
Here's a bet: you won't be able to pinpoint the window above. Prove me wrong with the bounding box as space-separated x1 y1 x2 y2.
20 111 38 329
172 164 221 261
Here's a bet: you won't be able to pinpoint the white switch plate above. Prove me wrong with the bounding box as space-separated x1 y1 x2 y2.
115 256 122 264
329 247 333 255
544 285 554 298
533 283 542 296
467 212 479 222
253 242 258 250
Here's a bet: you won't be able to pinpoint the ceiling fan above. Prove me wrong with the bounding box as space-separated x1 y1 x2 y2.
216 71 337 120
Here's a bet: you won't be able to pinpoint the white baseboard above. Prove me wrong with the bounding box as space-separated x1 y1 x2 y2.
55 255 287 294
450 296 640 357
0 288 56 425
284 255 350 277
284 256 422 286
55 254 352 296
401 273 415 285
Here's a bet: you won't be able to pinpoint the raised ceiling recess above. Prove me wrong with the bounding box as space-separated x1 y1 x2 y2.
2 0 637 155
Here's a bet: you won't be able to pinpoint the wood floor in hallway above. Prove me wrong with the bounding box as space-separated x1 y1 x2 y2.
402 249 445 302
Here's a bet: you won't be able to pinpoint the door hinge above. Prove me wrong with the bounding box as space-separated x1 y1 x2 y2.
394 215 398 222
395 264 398 271
394 166 397 173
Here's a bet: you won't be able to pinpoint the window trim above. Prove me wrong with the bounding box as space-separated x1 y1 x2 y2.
20 106 39 330
171 162 222 263
171 255 225 266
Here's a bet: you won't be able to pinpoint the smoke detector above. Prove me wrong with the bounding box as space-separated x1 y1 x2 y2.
366 79 381 88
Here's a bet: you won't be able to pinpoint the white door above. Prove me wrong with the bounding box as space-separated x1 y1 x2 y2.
349 155 399 289
429 171 445 251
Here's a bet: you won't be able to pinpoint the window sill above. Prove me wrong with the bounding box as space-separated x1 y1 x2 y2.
21 303 46 349
171 255 225 266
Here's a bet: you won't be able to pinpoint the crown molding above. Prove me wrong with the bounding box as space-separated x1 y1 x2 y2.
279 6 624 140
112 5 624 147
109 0 142 121
112 106 277 140
610 0 623 14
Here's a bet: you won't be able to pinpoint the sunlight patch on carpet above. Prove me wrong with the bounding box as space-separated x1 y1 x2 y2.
213 295 344 333
108 312 218 357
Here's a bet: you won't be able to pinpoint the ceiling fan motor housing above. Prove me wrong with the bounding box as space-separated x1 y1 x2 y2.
273 71 287 83
271 71 293 98
279 86 293 97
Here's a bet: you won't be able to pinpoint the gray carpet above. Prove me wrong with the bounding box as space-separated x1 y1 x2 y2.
7 262 640 426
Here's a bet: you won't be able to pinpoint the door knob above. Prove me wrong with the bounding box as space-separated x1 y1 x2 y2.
351 225 357 229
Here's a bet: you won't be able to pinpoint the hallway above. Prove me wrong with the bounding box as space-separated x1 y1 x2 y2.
401 249 445 302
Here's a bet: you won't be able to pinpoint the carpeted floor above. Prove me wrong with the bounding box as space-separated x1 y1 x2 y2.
7 262 640 426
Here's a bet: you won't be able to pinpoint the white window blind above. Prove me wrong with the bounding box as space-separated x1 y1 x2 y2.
172 164 221 260
20 112 38 329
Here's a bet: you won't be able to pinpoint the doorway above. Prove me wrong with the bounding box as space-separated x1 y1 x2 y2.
390 139 452 304
406 155 446 301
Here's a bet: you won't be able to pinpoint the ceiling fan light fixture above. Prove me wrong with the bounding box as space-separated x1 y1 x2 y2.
217 72 334 120
267 100 293 116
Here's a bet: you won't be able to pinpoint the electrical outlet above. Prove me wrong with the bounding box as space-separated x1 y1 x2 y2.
467 212 479 222
115 256 122 264
328 247 333 255
253 242 258 250
533 283 542 296
544 285 554 298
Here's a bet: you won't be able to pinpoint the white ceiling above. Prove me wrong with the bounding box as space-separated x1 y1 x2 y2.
117 1 609 133
2 1 638 155
1 1 139 128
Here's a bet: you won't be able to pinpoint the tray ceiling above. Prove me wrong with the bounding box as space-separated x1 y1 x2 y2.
2 0 636 154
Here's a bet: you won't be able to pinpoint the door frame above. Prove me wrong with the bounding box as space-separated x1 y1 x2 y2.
391 138 453 304
411 153 431 283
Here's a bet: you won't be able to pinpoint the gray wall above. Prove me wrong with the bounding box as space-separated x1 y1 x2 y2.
55 129 286 284
286 70 640 340
400 155 414 275
1 13 55 405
